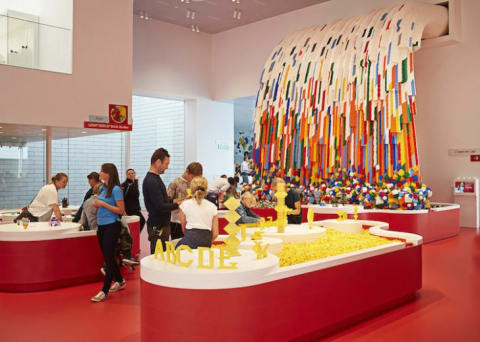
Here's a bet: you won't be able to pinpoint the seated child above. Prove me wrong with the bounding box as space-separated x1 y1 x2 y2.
236 192 261 225
176 177 219 249
80 183 102 230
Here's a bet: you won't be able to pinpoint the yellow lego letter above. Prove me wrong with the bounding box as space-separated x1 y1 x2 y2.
154 239 165 261
165 241 177 264
218 246 238 269
197 247 214 269
175 245 193 268
252 241 269 260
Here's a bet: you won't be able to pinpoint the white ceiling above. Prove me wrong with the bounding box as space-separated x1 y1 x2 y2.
134 0 328 34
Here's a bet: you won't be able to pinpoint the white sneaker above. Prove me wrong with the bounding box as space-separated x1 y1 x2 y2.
91 291 107 302
109 281 126 293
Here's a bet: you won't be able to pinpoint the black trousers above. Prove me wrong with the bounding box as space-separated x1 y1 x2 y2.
126 210 146 232
97 221 124 294
176 229 212 250
170 222 184 240
147 223 171 254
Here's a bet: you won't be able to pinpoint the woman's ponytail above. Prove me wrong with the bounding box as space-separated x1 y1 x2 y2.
190 177 208 205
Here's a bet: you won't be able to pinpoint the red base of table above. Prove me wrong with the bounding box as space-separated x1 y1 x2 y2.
128 221 140 258
219 207 460 244
141 245 421 341
354 208 460 243
0 236 104 292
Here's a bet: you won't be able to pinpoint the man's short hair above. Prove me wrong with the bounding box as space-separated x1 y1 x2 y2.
186 162 203 176
151 148 170 165
87 172 100 182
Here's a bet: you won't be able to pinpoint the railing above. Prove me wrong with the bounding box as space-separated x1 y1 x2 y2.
0 13 72 74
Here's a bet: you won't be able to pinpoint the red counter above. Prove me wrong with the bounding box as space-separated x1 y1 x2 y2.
0 233 103 292
141 245 422 341
220 204 460 244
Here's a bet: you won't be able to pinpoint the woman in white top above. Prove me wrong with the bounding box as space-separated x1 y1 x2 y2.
176 177 218 249
28 173 68 222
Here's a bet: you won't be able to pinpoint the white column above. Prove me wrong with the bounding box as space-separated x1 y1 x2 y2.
45 127 52 182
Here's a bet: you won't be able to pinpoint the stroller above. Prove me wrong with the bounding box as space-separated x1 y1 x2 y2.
101 218 139 275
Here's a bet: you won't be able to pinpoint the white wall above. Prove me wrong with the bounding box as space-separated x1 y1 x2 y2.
133 16 211 100
0 0 132 127
184 98 234 182
414 0 480 203
134 17 234 181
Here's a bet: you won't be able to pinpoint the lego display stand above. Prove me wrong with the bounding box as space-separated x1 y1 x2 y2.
453 177 479 228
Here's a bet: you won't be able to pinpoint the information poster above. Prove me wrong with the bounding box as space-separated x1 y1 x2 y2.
454 181 475 193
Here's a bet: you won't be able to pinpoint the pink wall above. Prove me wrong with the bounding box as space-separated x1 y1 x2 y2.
0 0 133 128
133 16 211 100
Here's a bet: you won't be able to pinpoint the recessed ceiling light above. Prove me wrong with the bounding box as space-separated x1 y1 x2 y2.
81 131 87 134
41 128 47 131
0 126 3 129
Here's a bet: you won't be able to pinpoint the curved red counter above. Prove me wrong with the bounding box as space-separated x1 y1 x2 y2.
0 223 103 292
310 203 460 244
141 225 423 341
220 203 460 243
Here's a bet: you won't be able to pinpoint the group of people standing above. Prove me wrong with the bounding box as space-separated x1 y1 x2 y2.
21 146 302 303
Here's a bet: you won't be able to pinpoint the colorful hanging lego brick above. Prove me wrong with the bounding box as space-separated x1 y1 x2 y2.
253 4 426 185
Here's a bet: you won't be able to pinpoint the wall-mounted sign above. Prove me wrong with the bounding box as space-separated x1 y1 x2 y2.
88 115 109 123
84 104 132 131
216 140 233 152
455 181 475 193
471 155 480 162
448 148 480 156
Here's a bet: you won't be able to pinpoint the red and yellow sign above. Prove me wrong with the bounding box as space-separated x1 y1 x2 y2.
84 104 132 131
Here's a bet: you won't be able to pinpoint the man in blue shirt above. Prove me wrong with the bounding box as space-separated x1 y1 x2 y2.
142 148 181 253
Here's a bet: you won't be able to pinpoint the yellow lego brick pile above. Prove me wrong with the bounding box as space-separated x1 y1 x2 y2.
277 229 403 267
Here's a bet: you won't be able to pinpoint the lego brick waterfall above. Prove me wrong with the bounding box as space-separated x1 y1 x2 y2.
141 3 452 340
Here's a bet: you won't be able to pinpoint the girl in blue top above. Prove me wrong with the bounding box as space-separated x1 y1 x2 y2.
91 163 126 303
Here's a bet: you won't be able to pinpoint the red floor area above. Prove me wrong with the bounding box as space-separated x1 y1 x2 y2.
1 228 479 342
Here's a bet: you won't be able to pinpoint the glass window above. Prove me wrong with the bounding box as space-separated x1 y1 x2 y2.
52 132 126 206
130 95 185 207
0 0 73 73
0 129 45 210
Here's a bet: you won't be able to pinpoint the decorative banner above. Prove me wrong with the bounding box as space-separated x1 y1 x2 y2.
253 4 429 185
84 104 132 131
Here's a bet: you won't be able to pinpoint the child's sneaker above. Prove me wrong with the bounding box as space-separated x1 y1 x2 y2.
91 291 107 302
109 281 126 293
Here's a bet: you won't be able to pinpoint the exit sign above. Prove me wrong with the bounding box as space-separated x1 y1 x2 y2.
471 155 480 162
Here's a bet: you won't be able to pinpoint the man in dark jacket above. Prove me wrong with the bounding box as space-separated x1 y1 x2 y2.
142 148 182 253
72 172 100 223
121 168 146 231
